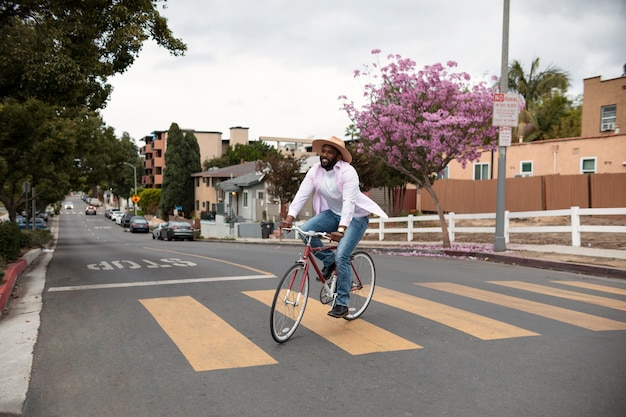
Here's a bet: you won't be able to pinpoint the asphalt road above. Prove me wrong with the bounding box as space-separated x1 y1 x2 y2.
21 198 626 417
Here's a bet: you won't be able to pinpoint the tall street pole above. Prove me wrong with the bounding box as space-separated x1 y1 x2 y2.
123 162 138 215
494 0 510 252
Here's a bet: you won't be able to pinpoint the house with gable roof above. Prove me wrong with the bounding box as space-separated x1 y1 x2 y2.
191 161 282 223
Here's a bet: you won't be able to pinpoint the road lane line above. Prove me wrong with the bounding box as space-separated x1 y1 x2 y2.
140 296 278 371
144 247 272 275
553 281 626 296
244 290 421 354
490 281 626 312
375 287 538 340
419 282 626 331
48 274 276 292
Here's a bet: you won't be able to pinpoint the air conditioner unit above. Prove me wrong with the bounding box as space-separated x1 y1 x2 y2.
601 122 615 131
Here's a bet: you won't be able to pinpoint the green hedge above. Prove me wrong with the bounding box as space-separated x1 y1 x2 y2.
0 222 52 270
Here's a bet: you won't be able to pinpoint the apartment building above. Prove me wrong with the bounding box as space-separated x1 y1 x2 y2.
140 126 250 188
581 72 625 136
443 71 626 180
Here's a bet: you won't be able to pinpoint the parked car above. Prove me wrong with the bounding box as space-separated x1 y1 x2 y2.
112 212 124 224
64 201 74 210
158 221 194 241
85 206 97 215
128 216 149 233
152 223 165 240
121 213 134 228
105 208 121 219
17 217 47 230
30 218 48 229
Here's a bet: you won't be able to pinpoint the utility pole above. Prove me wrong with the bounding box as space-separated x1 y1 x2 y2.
123 162 138 216
494 0 510 252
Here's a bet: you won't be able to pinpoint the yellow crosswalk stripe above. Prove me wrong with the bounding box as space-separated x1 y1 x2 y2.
419 282 626 331
374 287 538 340
139 296 278 371
244 290 421 354
490 281 626 312
554 281 626 296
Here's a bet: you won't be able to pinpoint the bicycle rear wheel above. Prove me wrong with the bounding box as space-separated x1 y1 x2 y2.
270 263 309 343
344 251 376 320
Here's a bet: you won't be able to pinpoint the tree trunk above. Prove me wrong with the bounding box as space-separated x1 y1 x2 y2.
422 184 451 248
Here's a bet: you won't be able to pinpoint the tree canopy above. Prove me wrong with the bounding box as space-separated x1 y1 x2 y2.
256 154 304 218
203 141 280 170
0 0 186 220
507 58 575 141
0 0 186 109
342 51 498 247
160 123 200 218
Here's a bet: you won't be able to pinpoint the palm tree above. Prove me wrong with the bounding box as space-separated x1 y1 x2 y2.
508 58 571 141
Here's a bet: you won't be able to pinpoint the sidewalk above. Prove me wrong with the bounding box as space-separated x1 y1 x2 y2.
1 227 625 415
231 236 626 279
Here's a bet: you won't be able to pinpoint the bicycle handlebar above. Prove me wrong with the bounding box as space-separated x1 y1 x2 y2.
281 225 329 239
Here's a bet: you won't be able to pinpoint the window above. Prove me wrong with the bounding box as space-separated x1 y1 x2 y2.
437 166 449 179
257 191 264 200
600 105 616 131
473 163 490 180
243 191 249 208
580 157 596 174
520 161 533 176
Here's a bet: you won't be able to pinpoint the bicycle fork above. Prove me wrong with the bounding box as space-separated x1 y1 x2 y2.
281 259 308 306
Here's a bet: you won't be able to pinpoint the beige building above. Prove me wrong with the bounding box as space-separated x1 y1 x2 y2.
445 134 626 181
140 126 250 189
445 71 626 180
581 74 625 137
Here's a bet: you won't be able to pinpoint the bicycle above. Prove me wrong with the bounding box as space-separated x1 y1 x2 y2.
270 225 376 343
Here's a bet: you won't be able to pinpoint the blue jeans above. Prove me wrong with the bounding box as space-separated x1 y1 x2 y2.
299 210 369 306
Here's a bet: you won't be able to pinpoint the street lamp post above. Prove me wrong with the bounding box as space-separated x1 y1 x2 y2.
123 162 137 215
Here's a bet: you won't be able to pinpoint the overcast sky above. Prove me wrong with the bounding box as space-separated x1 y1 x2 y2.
99 0 626 144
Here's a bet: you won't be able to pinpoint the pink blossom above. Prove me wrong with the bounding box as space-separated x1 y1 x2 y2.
340 50 498 248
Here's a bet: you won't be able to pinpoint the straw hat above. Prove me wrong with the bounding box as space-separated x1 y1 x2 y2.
312 136 352 163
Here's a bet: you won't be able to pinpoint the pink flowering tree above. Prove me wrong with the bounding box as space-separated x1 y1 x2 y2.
341 50 498 247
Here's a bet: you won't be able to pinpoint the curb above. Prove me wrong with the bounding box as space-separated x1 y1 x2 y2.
367 247 626 280
443 250 626 280
210 238 626 280
0 249 42 316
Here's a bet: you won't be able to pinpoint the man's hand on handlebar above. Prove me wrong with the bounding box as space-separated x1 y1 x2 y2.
279 215 294 230
328 231 344 242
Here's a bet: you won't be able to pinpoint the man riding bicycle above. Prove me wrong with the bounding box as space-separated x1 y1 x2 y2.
279 136 388 318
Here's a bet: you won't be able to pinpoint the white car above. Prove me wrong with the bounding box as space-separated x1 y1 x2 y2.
113 212 124 225
64 202 74 210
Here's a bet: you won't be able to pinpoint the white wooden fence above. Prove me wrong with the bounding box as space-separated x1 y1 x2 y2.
366 207 626 247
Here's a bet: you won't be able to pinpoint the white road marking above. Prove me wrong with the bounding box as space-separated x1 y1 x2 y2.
48 274 276 292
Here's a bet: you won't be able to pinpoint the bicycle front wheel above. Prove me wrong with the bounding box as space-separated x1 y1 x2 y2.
345 251 376 320
270 263 309 343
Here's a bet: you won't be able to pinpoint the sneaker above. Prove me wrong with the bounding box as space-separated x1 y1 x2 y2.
328 304 349 318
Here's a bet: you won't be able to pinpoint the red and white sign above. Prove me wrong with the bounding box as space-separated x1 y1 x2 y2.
498 127 512 147
493 93 520 127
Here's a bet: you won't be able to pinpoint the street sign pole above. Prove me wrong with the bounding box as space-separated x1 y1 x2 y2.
494 0 510 252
